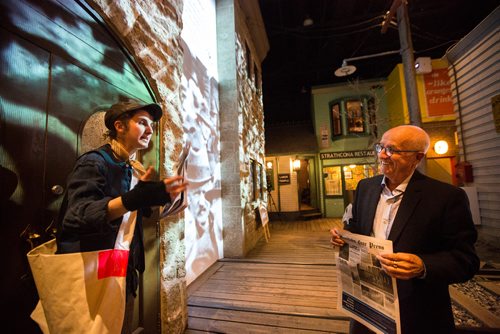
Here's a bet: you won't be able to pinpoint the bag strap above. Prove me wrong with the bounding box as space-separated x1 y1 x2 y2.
54 147 110 240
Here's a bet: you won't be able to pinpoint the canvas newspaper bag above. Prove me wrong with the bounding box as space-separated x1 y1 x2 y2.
27 205 138 333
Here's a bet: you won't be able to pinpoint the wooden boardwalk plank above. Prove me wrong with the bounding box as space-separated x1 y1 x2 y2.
185 218 347 333
188 307 349 333
197 281 336 296
188 296 342 318
191 290 337 309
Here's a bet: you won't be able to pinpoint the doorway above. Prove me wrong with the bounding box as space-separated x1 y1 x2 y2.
296 157 318 212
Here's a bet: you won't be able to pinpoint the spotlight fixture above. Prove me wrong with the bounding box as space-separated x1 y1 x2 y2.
334 60 356 77
303 15 313 27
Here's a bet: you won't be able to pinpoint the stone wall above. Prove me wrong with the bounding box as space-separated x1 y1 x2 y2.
86 1 187 332
216 0 267 258
235 1 266 254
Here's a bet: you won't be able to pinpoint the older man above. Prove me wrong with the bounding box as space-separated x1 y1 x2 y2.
330 125 479 334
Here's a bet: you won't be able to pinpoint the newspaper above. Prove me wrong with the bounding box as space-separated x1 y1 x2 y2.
336 231 401 334
160 144 190 218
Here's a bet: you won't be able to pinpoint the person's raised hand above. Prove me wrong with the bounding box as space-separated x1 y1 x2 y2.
163 175 188 198
140 166 156 182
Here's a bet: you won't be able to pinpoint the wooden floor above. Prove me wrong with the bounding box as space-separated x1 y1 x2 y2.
185 218 350 333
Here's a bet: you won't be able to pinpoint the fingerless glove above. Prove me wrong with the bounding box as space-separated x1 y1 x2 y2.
121 181 170 211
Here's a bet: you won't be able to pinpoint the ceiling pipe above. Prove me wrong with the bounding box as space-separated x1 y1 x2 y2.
343 49 401 64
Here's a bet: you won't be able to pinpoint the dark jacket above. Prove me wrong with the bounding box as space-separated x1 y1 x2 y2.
347 171 479 334
56 144 145 296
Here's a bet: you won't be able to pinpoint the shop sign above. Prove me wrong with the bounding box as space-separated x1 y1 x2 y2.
423 68 454 117
278 173 291 184
320 150 375 160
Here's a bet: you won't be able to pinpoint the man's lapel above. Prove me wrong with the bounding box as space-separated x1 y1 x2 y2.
387 171 424 243
360 178 383 235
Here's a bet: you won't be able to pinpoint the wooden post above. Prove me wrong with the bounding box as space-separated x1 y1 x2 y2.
397 2 421 126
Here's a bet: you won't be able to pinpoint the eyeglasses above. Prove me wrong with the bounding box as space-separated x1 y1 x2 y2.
374 143 421 157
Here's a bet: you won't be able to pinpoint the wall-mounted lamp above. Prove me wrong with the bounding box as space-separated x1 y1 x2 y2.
293 157 301 171
266 161 273 169
303 15 314 27
434 140 449 155
334 60 356 77
335 50 401 78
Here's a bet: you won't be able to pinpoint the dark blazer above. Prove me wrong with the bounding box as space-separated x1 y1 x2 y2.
346 171 479 334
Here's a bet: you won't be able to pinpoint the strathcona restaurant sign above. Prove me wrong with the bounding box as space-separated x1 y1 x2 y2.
320 150 375 160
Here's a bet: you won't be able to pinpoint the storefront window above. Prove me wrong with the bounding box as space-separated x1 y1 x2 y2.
343 164 376 190
346 100 364 133
331 103 342 136
367 97 378 138
323 166 343 196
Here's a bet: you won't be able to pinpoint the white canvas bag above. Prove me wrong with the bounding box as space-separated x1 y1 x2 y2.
28 210 137 334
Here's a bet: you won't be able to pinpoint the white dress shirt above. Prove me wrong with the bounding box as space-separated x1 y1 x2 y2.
372 172 414 239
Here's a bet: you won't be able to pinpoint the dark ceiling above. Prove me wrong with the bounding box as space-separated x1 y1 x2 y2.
258 0 499 125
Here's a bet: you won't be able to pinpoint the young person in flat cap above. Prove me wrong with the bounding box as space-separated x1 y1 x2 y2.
56 98 188 333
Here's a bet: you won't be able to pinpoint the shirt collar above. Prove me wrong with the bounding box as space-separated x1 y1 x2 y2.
381 171 414 196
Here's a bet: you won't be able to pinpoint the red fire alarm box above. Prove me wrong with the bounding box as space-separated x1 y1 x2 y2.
455 161 473 184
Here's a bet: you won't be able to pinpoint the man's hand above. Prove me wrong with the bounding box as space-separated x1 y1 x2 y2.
329 228 345 248
163 175 188 199
377 252 425 280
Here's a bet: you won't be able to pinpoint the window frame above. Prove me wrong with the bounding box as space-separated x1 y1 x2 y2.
328 95 375 139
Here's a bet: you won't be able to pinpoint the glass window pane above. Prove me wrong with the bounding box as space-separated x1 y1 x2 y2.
346 100 364 133
331 103 342 136
323 166 342 196
344 164 376 191
368 97 377 138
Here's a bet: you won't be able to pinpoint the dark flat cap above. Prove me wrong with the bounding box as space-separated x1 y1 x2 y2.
105 98 162 130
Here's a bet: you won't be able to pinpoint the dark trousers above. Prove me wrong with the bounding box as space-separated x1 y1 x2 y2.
121 294 135 334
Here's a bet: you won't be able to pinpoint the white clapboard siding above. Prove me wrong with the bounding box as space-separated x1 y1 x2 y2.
446 6 500 230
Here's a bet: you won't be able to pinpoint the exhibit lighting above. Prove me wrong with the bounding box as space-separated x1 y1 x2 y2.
266 161 273 169
293 157 301 171
434 140 449 155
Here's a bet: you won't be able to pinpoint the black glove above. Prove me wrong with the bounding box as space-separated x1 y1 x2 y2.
121 181 170 211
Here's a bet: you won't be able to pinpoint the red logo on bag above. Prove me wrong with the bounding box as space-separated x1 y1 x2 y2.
97 249 129 279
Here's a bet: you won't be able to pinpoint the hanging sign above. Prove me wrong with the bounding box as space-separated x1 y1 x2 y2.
278 173 290 184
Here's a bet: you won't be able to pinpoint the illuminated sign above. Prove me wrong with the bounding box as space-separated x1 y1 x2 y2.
320 150 375 160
